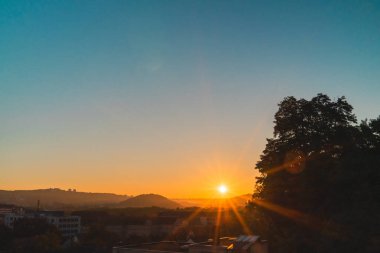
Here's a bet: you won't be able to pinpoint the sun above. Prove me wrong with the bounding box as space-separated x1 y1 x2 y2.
218 184 228 195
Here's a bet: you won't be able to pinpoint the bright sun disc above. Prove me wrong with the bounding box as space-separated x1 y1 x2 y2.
218 184 228 194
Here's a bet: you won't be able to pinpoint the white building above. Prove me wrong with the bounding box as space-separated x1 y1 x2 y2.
4 213 24 228
47 215 81 237
4 211 81 237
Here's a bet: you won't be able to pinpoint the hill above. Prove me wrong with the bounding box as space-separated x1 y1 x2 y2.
0 188 130 209
118 194 181 209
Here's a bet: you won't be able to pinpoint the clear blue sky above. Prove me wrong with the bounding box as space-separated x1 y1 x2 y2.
1 0 379 197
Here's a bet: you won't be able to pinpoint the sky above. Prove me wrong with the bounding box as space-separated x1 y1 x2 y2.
1 0 380 198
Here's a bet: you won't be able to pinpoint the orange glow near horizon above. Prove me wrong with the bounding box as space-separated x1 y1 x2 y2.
2 124 263 199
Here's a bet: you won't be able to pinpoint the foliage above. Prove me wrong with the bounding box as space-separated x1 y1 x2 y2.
251 94 380 253
80 223 121 250
11 232 61 253
13 218 60 238
0 224 13 250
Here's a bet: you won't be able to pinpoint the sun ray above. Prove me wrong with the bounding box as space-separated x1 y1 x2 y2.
169 207 203 236
213 199 223 245
227 198 253 235
264 157 302 175
164 196 223 241
251 198 344 238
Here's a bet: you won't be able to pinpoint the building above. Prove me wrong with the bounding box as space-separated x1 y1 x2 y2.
112 235 268 253
112 241 191 253
231 235 268 253
46 215 81 237
105 212 216 240
106 217 178 238
3 213 25 228
0 206 21 225
4 210 81 238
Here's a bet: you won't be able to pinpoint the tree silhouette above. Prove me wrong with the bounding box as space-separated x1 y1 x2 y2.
251 94 380 253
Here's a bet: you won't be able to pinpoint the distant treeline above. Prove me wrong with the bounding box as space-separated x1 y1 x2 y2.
0 188 130 209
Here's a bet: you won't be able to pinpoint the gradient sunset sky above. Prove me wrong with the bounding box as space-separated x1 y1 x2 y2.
1 0 380 198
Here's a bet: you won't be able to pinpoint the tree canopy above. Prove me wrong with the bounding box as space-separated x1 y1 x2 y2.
250 94 380 253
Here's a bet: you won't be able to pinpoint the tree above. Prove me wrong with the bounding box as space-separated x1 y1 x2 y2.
10 218 61 253
250 94 380 253
0 224 13 250
13 218 60 238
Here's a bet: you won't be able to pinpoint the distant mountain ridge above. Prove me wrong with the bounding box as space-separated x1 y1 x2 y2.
0 189 250 209
118 194 181 209
0 188 130 208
